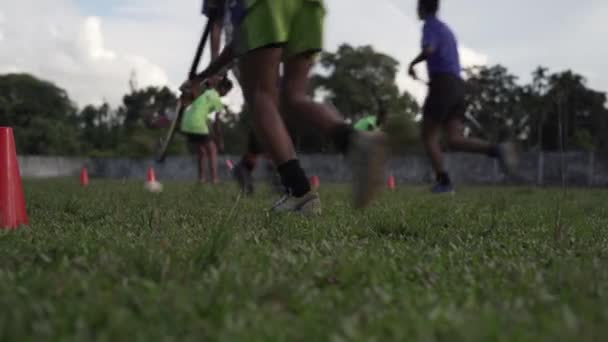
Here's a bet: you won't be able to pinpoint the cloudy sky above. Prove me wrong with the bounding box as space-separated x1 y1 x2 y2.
1 0 606 109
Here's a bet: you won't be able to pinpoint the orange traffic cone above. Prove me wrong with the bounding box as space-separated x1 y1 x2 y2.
0 127 28 229
147 167 157 183
310 175 320 190
80 167 89 187
387 175 396 191
145 167 163 193
225 159 234 171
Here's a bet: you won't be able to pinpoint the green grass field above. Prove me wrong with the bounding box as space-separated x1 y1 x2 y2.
1 179 608 341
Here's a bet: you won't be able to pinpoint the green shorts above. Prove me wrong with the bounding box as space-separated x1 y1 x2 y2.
236 0 325 58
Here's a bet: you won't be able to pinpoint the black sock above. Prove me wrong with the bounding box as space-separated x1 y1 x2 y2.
331 124 354 154
437 172 451 186
240 154 256 171
488 145 500 158
277 159 310 197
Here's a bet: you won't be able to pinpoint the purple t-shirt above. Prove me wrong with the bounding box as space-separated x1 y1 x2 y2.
422 16 461 79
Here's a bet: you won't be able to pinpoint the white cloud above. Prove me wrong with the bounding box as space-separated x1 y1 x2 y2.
460 47 489 68
0 10 4 42
0 0 169 107
1 0 605 112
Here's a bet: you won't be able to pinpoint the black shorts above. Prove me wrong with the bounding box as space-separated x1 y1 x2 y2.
423 73 466 123
185 134 211 153
185 133 211 145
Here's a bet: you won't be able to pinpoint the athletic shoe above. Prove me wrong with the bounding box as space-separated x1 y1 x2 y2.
349 131 387 208
431 182 455 194
232 162 254 195
497 142 519 175
270 191 322 216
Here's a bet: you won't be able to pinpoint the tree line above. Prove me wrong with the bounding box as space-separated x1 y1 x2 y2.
1 44 606 157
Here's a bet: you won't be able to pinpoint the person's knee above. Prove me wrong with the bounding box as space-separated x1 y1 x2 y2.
281 90 308 112
446 129 465 147
247 88 277 115
202 142 214 155
209 142 217 155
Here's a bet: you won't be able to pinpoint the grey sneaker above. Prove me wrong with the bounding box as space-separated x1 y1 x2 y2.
270 191 322 216
497 142 519 175
349 131 387 208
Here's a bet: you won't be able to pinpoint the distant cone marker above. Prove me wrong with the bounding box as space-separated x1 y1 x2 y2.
225 159 234 171
144 167 163 193
147 167 156 182
80 167 89 187
310 175 320 190
0 127 28 229
387 175 396 191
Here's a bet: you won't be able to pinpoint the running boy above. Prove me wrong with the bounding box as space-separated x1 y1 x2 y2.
180 77 233 184
409 0 517 193
191 0 386 213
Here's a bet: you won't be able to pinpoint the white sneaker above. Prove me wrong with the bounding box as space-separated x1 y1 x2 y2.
349 131 387 208
270 191 322 216
498 142 519 175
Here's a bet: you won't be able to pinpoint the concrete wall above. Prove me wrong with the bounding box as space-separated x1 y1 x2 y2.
16 152 608 187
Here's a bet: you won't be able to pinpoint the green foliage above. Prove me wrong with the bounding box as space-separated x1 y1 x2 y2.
2 180 608 340
464 65 526 142
573 129 596 151
465 66 608 154
2 53 608 157
313 44 402 117
120 85 178 130
0 74 79 155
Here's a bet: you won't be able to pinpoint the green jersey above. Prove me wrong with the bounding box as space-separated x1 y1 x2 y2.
180 89 224 135
354 115 378 132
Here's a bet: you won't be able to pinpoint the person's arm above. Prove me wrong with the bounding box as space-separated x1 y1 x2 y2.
194 42 237 83
408 46 434 80
409 22 436 80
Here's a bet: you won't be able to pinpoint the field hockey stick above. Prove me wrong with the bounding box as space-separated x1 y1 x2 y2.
156 18 213 163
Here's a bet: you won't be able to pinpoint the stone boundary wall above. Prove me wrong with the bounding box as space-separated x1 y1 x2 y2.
17 152 608 187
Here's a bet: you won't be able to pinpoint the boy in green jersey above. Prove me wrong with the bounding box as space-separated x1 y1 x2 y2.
181 77 233 183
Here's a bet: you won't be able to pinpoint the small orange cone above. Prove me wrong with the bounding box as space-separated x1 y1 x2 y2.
387 175 396 191
0 127 28 229
80 167 89 187
144 167 163 193
147 167 157 183
310 175 320 190
225 159 234 171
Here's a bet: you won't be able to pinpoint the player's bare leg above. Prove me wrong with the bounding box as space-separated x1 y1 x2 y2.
423 119 453 193
282 52 387 208
239 48 319 214
204 141 219 184
197 145 208 183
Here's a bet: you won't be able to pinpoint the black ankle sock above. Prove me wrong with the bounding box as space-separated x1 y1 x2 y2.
437 172 451 186
488 145 500 158
331 124 354 154
277 159 310 197
241 154 256 171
